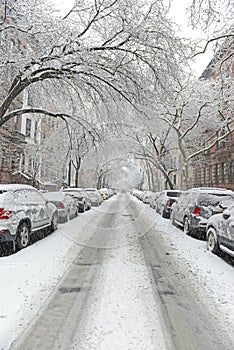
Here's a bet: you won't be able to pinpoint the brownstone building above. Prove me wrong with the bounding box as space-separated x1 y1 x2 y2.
192 38 234 190
0 2 60 188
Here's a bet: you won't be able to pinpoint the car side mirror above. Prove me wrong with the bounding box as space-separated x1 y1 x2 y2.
223 209 231 220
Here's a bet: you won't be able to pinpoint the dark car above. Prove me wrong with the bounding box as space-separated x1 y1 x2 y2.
171 187 234 238
155 190 182 218
206 201 234 258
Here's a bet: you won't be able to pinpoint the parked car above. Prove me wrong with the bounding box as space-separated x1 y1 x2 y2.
85 188 103 206
63 188 91 212
206 201 234 258
142 191 154 204
137 191 145 201
171 187 234 238
99 188 113 200
149 192 160 209
43 192 78 223
0 184 58 251
99 189 107 200
156 190 182 218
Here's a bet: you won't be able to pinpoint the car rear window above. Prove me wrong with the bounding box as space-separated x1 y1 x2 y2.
167 192 181 197
198 194 233 206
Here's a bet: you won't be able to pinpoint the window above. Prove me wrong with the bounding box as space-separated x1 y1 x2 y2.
203 167 206 184
14 116 18 130
28 156 33 171
21 153 25 172
229 160 234 183
221 163 225 183
215 164 219 184
1 147 7 167
11 157 16 171
25 118 32 138
209 166 213 185
34 121 38 142
216 127 232 149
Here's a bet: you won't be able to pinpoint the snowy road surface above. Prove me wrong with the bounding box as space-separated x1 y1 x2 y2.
0 193 233 350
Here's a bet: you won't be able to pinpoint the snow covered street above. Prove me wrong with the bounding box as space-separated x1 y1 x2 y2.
0 193 233 350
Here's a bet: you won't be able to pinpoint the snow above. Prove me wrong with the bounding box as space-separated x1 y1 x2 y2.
131 196 234 341
72 245 168 350
0 194 233 349
0 206 100 350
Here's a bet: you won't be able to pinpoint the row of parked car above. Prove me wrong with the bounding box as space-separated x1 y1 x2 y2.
132 187 234 259
0 184 115 254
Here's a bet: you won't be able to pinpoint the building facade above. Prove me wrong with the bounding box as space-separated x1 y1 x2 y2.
192 39 234 190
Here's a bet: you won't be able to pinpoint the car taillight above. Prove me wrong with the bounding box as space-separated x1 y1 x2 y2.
0 229 8 234
194 206 201 215
58 202 65 209
0 208 12 220
166 199 172 207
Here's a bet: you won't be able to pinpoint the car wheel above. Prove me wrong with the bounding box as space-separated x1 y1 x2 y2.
183 217 191 235
207 228 220 255
16 222 30 249
51 213 58 232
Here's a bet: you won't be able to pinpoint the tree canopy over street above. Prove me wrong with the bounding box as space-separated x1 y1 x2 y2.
0 0 233 189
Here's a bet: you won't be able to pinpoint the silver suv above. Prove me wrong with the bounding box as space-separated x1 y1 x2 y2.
171 187 234 238
0 184 58 251
206 202 234 258
155 190 182 218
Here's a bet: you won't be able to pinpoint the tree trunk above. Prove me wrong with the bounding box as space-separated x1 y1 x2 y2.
67 159 72 187
74 156 81 187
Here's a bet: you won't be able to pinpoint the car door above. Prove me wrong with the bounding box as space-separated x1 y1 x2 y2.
65 194 76 217
156 193 163 212
27 189 50 229
175 193 189 224
219 205 234 251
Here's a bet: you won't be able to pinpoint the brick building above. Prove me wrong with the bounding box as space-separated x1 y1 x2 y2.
0 2 61 188
192 38 234 190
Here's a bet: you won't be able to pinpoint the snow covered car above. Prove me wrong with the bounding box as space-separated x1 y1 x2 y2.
43 192 78 223
85 188 103 206
63 188 91 212
142 191 154 204
0 184 58 251
171 187 234 238
149 192 160 209
99 188 113 200
155 190 182 218
206 201 234 258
